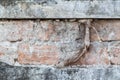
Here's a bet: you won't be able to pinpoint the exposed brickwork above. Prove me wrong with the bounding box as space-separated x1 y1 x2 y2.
91 20 120 41
0 20 85 66
0 20 120 66
0 1 120 80
18 43 59 65
108 41 120 65
74 42 110 65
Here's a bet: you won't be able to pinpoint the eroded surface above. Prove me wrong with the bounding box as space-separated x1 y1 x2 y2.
0 0 120 18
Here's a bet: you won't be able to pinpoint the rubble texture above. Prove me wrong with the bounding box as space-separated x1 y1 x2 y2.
0 0 120 18
0 0 120 80
0 62 120 80
0 19 120 79
0 20 86 66
0 20 120 66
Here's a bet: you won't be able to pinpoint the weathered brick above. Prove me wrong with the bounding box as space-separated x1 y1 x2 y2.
0 21 34 42
91 20 120 41
0 41 18 65
16 20 85 65
74 41 120 65
18 43 59 65
74 42 110 65
3 20 120 66
38 20 55 41
37 21 80 42
108 41 120 65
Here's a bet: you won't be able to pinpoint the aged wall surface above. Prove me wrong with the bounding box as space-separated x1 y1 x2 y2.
0 0 120 80
1 62 120 80
0 19 120 80
1 20 120 66
0 0 120 18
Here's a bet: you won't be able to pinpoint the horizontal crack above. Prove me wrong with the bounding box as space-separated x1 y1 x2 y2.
8 39 23 43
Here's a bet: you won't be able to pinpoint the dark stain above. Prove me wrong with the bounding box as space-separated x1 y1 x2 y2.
0 0 57 6
64 0 94 1
67 70 73 75
34 0 58 6
67 69 78 76
0 0 20 6
44 69 58 80
0 62 13 68
0 62 30 80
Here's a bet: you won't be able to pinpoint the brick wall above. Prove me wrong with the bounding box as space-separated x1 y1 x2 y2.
0 20 120 67
1 19 120 80
0 0 120 80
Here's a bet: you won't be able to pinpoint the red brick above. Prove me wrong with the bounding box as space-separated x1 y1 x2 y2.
0 42 18 65
0 21 34 42
38 21 80 42
18 43 59 65
39 21 55 41
74 42 110 65
0 52 4 56
108 42 120 65
91 20 120 41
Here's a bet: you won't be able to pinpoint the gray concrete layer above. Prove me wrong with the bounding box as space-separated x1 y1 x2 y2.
0 0 120 18
0 62 120 80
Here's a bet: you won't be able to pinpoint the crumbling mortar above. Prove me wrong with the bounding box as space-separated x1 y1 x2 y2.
0 19 95 67
0 19 119 67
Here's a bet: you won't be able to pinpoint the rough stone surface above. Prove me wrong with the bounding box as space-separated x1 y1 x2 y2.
0 0 120 18
1 19 120 66
1 20 120 66
0 62 120 80
0 0 120 79
108 41 120 65
0 20 85 66
74 42 110 65
75 41 120 65
91 20 120 41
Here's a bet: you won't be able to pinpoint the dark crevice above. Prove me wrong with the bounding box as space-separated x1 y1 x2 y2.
8 39 23 43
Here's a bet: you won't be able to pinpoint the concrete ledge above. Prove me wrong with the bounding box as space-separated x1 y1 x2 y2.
0 62 120 80
0 0 120 18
